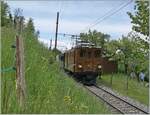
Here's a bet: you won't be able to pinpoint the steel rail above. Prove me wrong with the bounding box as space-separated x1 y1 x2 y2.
85 85 149 114
85 85 123 114
94 85 149 114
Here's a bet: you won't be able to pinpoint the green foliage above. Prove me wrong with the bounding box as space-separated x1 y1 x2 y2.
119 36 134 73
35 30 40 38
104 33 148 75
1 27 110 113
1 1 11 26
127 1 149 37
104 40 120 59
25 18 35 36
125 33 148 75
97 74 149 105
2 3 110 113
80 29 110 48
22 17 38 39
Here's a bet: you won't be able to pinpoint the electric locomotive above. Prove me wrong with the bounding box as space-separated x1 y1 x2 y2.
63 41 117 85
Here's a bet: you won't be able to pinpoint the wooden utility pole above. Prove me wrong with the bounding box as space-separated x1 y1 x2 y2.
16 35 26 108
54 12 59 50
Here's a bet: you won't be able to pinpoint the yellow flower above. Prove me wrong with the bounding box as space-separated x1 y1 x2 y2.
64 96 71 102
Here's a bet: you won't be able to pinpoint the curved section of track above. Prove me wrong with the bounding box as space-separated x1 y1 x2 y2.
85 85 149 114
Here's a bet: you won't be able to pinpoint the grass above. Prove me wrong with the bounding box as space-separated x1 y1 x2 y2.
1 27 19 113
97 73 149 106
1 27 110 114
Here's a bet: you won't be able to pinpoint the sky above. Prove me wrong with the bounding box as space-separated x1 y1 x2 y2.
6 0 135 51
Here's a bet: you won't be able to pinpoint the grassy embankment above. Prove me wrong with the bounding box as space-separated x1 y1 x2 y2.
1 27 110 114
97 74 149 106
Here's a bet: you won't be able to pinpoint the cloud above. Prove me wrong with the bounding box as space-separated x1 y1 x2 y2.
7 0 134 40
33 18 132 39
38 38 73 51
34 18 56 32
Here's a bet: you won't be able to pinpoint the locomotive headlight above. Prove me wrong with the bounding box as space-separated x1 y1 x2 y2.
98 65 102 69
78 65 82 68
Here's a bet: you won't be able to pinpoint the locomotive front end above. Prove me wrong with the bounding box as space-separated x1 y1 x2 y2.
74 47 102 85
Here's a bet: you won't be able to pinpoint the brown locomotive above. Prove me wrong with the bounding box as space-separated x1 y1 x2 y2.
63 41 117 85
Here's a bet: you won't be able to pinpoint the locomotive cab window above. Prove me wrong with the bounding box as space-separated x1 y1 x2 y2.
80 49 86 57
95 50 101 58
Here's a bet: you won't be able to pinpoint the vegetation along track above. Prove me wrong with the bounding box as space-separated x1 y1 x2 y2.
85 85 149 114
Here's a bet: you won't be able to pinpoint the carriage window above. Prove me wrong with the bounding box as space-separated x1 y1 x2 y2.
80 49 86 57
87 51 91 58
95 50 101 57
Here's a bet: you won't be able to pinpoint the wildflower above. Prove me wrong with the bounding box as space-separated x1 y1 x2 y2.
64 96 71 103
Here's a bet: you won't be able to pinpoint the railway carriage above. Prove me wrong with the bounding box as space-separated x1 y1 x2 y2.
63 42 117 85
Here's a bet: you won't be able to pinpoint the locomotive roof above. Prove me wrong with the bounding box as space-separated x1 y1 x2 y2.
65 46 101 53
64 40 102 53
75 45 101 48
76 40 101 48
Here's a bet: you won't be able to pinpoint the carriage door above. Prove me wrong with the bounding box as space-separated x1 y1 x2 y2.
85 48 93 71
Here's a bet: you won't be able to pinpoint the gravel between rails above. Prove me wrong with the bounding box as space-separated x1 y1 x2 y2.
85 85 149 114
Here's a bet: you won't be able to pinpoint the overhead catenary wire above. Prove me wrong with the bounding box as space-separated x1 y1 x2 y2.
53 1 133 50
81 0 133 33
80 1 125 32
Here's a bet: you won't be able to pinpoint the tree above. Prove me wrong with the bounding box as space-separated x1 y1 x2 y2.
80 29 110 49
27 18 35 33
127 1 149 37
35 30 40 39
118 36 133 74
9 13 13 24
104 39 120 59
25 18 35 36
127 1 149 75
104 33 148 75
1 1 10 26
115 33 148 76
104 38 131 73
127 32 149 76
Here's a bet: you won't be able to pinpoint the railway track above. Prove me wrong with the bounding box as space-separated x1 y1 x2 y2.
62 69 149 114
85 85 149 114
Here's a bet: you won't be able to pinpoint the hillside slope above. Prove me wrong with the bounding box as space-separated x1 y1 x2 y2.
1 27 110 114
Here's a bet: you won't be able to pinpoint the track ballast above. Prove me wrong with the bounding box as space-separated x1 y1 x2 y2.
85 85 149 114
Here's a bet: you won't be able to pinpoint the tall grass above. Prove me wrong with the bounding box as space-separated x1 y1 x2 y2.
2 27 110 113
1 27 20 113
97 74 149 105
